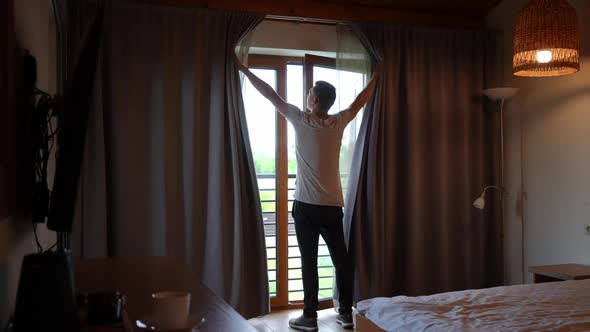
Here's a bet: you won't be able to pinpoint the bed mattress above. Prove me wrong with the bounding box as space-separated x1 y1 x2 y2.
357 279 590 331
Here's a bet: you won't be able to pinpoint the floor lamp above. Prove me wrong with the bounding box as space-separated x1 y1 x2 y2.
473 87 518 284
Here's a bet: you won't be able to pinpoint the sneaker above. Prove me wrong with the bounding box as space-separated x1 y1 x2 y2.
336 313 354 329
288 315 318 332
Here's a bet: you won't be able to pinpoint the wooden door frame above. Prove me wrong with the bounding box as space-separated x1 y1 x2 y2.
248 55 300 309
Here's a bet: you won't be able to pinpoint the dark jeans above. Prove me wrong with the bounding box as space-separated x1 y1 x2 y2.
292 200 352 318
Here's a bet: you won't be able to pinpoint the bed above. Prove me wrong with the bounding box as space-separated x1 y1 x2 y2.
355 279 590 331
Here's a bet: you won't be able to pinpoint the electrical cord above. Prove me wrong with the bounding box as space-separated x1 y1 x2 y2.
45 240 58 253
32 223 43 253
29 89 59 251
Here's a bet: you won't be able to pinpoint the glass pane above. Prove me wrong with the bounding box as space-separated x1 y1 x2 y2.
243 69 277 299
289 279 303 292
269 281 277 297
289 257 302 269
288 235 298 247
290 291 304 302
318 289 332 300
288 246 300 258
318 245 330 256
287 177 297 190
287 64 302 177
267 248 276 259
288 269 302 279
266 236 276 248
244 69 276 175
319 277 333 289
267 259 277 270
318 267 332 277
318 256 334 268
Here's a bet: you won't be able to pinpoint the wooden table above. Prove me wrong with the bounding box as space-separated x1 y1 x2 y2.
76 257 256 332
528 264 590 283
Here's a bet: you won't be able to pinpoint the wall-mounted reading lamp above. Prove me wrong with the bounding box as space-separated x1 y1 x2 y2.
474 87 519 285
474 87 518 210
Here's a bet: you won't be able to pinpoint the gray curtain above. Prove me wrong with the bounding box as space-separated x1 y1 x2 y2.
53 0 106 94
48 0 104 234
72 2 269 318
345 24 502 302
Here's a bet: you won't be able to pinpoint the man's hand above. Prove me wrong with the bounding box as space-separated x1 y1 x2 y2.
340 63 381 119
234 52 248 72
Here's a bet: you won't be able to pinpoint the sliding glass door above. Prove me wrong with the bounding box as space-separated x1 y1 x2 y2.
243 54 365 309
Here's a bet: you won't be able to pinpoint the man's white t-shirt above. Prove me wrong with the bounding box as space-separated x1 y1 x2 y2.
282 107 355 207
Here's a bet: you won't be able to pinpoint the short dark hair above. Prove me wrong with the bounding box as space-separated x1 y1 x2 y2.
313 81 336 112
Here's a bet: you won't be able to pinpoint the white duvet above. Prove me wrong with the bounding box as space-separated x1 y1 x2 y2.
357 279 590 331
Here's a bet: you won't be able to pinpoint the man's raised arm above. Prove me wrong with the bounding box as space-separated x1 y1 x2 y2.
234 54 300 119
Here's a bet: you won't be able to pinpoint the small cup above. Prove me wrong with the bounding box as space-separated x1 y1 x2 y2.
152 291 191 329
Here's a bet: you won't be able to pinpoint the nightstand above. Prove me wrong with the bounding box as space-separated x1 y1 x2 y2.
528 264 590 283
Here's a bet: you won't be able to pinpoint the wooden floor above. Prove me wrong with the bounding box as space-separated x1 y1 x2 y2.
249 308 352 332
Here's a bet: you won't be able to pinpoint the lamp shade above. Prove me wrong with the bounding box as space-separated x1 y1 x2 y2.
483 87 519 101
513 0 579 77
473 196 486 210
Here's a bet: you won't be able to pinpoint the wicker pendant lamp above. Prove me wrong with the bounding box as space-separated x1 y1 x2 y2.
513 0 580 77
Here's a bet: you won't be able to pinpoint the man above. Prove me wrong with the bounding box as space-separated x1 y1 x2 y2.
235 54 379 331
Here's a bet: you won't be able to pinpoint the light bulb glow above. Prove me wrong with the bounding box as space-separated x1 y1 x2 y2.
536 50 553 63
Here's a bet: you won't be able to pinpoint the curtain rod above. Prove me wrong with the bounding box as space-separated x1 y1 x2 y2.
265 15 345 26
130 1 484 29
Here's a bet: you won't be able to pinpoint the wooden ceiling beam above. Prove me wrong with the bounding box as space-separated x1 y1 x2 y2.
138 0 486 28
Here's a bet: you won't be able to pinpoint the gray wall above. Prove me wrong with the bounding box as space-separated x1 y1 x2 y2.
0 0 57 324
249 20 337 57
487 0 590 285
